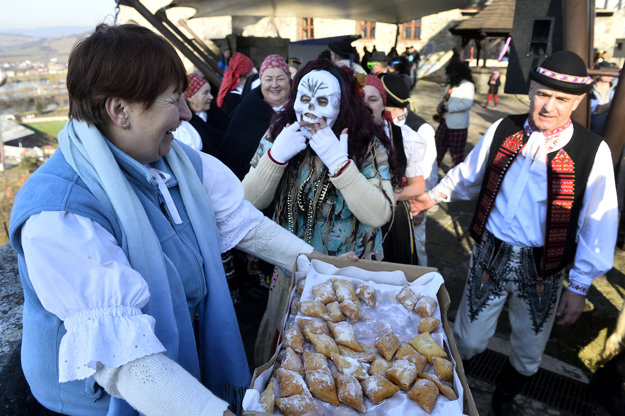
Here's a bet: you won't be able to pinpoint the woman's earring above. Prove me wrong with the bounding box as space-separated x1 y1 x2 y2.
122 121 129 130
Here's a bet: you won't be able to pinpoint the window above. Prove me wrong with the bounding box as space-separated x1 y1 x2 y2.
358 21 376 39
301 17 314 40
401 19 421 40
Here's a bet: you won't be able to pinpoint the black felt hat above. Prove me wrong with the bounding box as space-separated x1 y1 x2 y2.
381 73 411 108
530 51 593 94
328 39 358 59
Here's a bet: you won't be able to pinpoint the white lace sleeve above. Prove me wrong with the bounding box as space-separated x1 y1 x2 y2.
236 217 314 272
198 151 264 252
94 353 228 416
21 212 165 382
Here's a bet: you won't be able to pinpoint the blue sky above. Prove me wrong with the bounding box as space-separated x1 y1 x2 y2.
0 0 118 31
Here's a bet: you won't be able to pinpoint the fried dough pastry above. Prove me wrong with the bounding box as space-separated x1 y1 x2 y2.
303 350 329 371
299 300 331 321
283 324 304 353
275 393 317 416
418 373 457 400
306 368 340 406
297 318 329 338
330 352 367 380
396 285 419 311
312 280 337 304
281 347 304 375
339 299 360 321
432 356 454 381
418 317 441 334
374 332 400 361
361 374 400 403
325 301 345 322
307 332 339 358
408 332 447 363
395 342 427 372
408 378 439 413
416 296 438 318
259 378 274 413
276 367 309 397
290 295 300 315
385 359 418 391
369 355 392 376
328 321 364 352
355 282 376 307
338 345 377 363
334 372 366 413
295 278 306 295
332 278 359 303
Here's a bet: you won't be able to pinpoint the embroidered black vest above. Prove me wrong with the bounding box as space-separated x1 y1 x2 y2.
469 114 602 277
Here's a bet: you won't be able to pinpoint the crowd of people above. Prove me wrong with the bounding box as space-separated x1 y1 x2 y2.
9 23 621 416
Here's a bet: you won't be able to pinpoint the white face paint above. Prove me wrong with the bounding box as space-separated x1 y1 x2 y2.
293 70 341 138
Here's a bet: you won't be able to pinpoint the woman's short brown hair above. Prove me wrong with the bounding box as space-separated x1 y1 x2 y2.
67 24 188 129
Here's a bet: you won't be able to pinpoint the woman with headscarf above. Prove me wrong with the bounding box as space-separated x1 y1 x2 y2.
218 54 292 180
361 74 426 264
9 24 316 416
174 73 229 155
216 52 255 116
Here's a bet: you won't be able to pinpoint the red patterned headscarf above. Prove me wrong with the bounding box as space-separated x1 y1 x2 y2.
216 52 255 108
259 54 291 79
362 74 386 104
185 73 207 99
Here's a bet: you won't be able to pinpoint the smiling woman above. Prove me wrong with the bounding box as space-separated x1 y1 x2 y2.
9 23 315 416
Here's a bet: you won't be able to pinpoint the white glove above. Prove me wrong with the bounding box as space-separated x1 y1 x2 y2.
269 122 308 164
309 127 349 173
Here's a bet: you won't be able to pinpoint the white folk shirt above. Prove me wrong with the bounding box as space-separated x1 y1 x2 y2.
383 120 425 178
432 118 618 294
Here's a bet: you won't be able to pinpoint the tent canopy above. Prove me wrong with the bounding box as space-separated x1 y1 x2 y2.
167 0 486 25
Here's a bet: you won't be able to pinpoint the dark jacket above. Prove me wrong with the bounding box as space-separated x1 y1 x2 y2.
217 87 276 180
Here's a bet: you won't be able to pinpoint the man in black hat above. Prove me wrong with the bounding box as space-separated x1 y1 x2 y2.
412 50 618 415
328 38 366 75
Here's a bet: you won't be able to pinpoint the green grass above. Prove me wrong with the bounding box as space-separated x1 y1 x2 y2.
24 120 66 140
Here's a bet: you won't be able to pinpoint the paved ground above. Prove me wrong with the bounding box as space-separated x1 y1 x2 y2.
412 77 624 415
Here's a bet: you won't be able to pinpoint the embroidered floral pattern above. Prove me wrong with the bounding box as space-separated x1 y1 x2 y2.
545 150 575 273
471 130 525 241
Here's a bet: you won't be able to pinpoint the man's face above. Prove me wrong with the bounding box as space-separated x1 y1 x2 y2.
528 81 585 131
293 70 341 138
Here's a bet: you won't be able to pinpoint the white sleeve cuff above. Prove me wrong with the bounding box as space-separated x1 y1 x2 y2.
567 275 591 296
59 306 165 382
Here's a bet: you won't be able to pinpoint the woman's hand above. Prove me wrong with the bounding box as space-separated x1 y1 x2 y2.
309 118 349 173
270 122 308 164
338 251 359 262
224 410 236 416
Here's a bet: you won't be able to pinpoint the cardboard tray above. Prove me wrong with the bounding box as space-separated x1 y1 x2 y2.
245 254 478 416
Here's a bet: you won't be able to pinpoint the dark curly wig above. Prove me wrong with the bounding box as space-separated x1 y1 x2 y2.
268 59 402 187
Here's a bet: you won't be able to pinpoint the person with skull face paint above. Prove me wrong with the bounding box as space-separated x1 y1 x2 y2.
243 60 400 260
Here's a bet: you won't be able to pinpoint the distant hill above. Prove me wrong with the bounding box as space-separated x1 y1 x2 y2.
0 32 84 61
0 26 92 38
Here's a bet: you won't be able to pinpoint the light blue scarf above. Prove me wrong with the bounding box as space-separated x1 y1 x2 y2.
58 120 250 414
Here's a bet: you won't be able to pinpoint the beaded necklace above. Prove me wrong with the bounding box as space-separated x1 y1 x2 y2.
285 159 331 244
